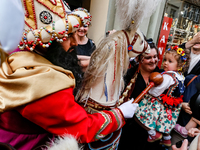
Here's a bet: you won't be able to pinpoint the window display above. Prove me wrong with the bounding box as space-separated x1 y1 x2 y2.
166 0 200 46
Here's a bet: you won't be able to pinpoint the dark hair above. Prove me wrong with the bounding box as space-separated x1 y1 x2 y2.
44 40 83 94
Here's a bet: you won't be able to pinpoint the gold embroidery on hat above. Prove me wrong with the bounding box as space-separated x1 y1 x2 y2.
24 0 37 29
67 17 72 34
37 0 65 18
24 0 65 30
71 15 82 27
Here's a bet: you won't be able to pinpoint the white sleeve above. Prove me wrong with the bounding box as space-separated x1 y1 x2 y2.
149 74 175 97
0 0 24 53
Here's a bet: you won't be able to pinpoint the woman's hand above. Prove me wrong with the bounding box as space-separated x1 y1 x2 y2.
77 55 91 72
188 128 200 137
172 139 188 150
182 102 192 115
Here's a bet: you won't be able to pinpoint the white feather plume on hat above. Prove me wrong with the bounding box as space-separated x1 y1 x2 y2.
116 0 162 31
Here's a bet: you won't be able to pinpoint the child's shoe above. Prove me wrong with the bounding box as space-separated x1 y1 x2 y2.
173 124 188 138
147 131 162 142
160 139 171 147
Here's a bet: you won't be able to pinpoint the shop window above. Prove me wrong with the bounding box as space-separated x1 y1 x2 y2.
165 0 200 46
188 5 195 20
170 9 176 18
182 3 189 18
194 8 200 23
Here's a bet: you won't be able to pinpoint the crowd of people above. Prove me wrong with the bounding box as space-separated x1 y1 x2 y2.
1 0 200 150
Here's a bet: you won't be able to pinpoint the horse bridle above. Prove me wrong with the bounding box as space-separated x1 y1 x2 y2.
118 30 148 106
122 30 148 54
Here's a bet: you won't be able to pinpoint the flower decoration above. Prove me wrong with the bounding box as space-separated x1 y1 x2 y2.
181 50 185 56
168 46 187 62
181 57 187 61
172 45 179 51
177 48 182 54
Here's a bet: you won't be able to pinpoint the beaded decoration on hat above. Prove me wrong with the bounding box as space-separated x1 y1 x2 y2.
71 8 92 27
18 0 91 51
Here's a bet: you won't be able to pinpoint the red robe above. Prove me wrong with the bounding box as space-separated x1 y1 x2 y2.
17 88 125 143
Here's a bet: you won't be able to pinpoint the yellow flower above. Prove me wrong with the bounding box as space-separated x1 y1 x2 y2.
177 48 183 54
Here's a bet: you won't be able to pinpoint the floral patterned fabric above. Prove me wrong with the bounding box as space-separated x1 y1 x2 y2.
135 72 183 134
135 94 181 134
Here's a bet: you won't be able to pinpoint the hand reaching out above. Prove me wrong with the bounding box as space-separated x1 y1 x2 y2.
188 128 200 137
77 55 91 72
182 102 192 115
185 32 200 49
191 32 200 45
118 98 138 118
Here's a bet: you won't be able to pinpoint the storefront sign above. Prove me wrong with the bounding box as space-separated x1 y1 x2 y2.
157 16 173 68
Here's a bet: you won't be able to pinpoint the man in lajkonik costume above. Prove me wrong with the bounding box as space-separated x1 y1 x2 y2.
0 0 139 150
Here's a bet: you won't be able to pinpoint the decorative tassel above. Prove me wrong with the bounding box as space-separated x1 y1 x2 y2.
110 41 117 101
104 72 108 102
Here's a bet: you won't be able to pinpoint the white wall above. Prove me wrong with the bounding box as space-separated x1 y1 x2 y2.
87 0 110 45
146 0 167 44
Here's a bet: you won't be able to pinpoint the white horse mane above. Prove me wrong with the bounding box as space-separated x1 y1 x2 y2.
76 31 129 105
116 0 162 30
76 0 162 106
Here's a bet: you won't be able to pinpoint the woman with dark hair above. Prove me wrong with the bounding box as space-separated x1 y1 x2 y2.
125 38 161 99
118 39 165 150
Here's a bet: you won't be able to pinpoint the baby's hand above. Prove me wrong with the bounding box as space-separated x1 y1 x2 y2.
188 128 200 137
181 102 192 115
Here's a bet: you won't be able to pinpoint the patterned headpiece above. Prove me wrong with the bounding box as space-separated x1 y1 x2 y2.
18 0 91 51
168 45 187 62
71 8 92 27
